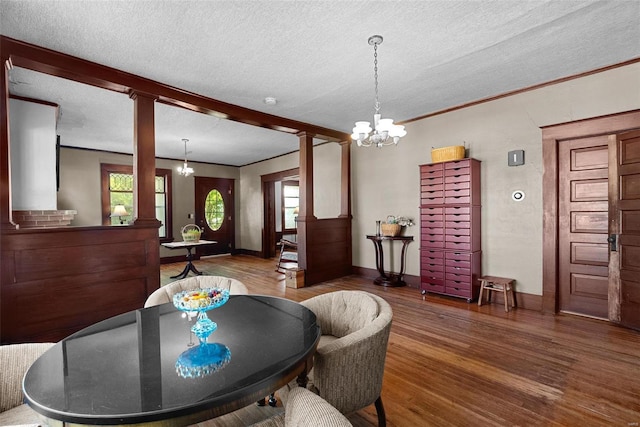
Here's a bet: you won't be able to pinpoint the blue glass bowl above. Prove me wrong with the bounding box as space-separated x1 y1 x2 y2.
173 287 230 343
172 287 230 313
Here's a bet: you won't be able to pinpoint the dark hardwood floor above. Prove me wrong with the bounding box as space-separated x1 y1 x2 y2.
162 255 640 427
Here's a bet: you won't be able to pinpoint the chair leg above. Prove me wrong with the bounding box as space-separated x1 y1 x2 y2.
375 396 386 427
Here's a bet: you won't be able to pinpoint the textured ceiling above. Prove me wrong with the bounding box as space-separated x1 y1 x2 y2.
2 0 639 166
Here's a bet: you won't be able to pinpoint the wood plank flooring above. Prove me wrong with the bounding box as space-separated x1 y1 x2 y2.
162 255 640 427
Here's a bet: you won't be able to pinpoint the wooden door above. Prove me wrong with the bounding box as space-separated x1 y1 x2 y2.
609 130 640 330
558 136 609 318
194 177 234 256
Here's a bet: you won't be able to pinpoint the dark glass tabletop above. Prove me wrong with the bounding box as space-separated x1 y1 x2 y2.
23 295 320 425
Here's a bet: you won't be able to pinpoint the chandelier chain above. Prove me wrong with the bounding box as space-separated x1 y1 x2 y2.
373 42 380 114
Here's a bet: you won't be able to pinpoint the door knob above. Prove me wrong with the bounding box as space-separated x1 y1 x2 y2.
607 234 617 252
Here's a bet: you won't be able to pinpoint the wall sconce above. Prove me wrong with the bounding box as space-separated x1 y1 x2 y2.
111 205 129 225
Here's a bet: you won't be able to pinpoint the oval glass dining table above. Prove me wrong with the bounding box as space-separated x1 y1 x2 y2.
23 295 320 426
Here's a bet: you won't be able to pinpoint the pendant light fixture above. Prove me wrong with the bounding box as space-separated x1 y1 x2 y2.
177 138 194 177
352 35 406 148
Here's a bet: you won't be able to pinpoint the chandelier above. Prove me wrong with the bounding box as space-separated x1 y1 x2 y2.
177 138 194 177
352 35 406 148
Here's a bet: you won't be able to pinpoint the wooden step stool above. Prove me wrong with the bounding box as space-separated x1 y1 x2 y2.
478 276 515 312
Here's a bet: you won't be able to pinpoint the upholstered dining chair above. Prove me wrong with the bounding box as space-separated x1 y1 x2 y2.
278 291 393 427
0 342 54 426
251 387 352 427
144 275 249 308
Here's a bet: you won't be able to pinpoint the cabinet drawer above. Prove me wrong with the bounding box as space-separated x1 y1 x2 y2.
445 284 472 298
420 170 443 181
422 221 444 230
445 241 471 251
421 281 445 294
445 265 471 276
444 167 470 178
445 195 470 204
445 258 471 269
444 159 472 169
444 180 470 191
446 234 470 243
421 250 444 259
445 213 470 222
446 252 473 262
421 226 444 234
421 189 444 200
421 163 444 173
445 221 471 229
445 206 470 215
422 239 445 249
446 270 470 280
422 233 444 242
444 227 470 235
421 206 443 215
422 263 445 274
422 257 444 268
445 188 470 198
421 196 445 205
445 173 471 184
421 182 444 191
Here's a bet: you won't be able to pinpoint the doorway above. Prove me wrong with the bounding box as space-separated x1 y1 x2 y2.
261 168 299 259
194 176 235 256
542 110 640 330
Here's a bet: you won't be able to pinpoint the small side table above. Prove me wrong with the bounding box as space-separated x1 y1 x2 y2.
162 240 217 279
366 235 413 287
478 276 516 312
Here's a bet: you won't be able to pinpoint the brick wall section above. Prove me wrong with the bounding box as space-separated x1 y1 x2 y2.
12 210 77 228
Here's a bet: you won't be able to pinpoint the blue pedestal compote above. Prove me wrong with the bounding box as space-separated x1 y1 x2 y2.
175 342 232 378
173 286 230 344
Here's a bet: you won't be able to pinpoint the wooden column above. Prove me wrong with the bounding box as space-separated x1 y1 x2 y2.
339 140 352 218
130 91 161 228
296 132 316 269
0 53 17 230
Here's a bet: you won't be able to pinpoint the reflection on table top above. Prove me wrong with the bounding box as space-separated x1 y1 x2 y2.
23 295 320 426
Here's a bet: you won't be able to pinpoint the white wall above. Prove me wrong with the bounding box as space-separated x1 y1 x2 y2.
9 99 58 210
237 142 342 252
351 62 640 296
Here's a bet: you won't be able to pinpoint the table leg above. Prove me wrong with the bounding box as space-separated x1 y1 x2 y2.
170 247 203 279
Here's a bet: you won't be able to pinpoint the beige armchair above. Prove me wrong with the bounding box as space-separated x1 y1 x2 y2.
252 387 352 427
279 291 393 427
0 342 54 426
144 276 249 308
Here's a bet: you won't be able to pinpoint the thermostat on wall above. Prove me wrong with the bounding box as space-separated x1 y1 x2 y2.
512 190 525 201
508 150 525 166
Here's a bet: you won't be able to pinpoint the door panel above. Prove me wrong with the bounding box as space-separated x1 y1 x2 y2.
559 136 609 318
194 177 234 256
609 130 640 330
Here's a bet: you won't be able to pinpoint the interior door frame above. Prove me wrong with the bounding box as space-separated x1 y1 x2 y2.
261 168 299 258
541 109 640 315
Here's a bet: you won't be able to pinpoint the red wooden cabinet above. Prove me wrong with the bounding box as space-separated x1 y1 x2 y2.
419 158 481 302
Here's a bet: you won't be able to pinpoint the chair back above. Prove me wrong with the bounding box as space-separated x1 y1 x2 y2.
144 276 249 308
300 291 393 416
0 342 54 413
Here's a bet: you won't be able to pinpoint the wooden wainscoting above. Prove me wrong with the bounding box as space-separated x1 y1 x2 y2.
1 225 160 343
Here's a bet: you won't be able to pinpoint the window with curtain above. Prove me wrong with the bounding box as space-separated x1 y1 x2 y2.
100 163 173 241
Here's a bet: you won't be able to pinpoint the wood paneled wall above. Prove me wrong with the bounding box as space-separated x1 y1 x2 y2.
1 225 160 343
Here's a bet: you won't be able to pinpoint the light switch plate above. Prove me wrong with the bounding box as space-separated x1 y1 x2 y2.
508 150 525 166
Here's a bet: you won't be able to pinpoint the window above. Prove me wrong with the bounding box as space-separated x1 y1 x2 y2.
100 163 173 241
282 181 299 232
205 189 224 231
